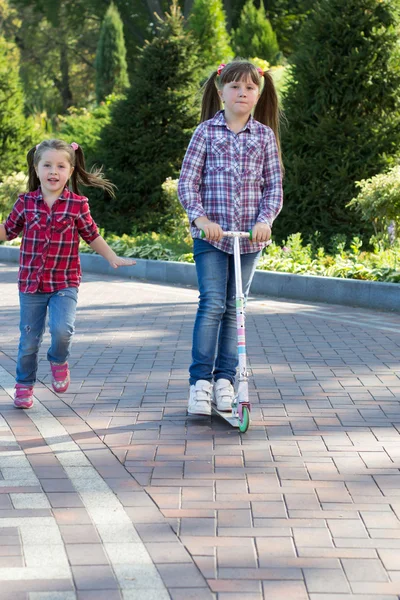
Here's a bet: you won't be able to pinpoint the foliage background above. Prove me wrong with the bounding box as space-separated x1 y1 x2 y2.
1 0 399 282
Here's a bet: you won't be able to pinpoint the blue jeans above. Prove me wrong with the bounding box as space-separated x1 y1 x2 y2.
190 238 261 385
16 287 78 386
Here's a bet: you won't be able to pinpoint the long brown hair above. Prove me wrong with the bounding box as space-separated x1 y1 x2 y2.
201 60 282 167
27 139 115 197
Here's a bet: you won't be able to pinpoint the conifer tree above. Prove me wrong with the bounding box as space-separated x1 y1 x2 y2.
0 34 33 181
188 0 233 71
93 1 200 234
95 2 129 103
276 0 400 244
233 0 280 63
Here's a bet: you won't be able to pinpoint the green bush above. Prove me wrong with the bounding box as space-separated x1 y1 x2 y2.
256 233 400 282
0 35 35 182
347 165 400 243
79 230 192 262
93 2 200 234
95 3 129 103
233 0 280 64
58 95 121 168
188 0 233 71
277 0 400 246
0 172 27 220
160 177 191 243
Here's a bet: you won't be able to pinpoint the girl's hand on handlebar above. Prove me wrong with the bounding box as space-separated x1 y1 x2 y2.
251 222 271 243
195 218 224 242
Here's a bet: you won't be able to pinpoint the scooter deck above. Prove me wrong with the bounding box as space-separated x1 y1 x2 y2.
212 404 239 427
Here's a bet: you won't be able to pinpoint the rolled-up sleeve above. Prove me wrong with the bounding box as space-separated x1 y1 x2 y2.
178 125 208 225
76 199 100 244
4 196 25 240
258 130 283 227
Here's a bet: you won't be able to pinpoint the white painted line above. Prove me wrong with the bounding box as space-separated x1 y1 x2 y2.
29 594 76 600
0 365 170 599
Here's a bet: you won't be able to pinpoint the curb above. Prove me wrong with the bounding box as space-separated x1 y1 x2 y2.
1 245 399 312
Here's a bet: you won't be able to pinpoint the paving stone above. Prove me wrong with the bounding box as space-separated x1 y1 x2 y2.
72 565 119 590
303 568 351 593
341 557 388 582
2 264 400 599
65 544 109 566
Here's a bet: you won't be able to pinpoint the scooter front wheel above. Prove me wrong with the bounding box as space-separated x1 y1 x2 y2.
238 406 250 433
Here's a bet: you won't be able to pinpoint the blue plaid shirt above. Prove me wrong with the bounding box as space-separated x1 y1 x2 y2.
178 110 283 254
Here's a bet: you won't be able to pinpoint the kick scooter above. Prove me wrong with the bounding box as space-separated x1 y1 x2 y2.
200 230 255 433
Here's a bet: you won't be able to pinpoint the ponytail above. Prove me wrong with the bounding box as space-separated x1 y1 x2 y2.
27 139 116 197
27 146 41 192
254 71 283 168
200 71 221 123
70 146 116 197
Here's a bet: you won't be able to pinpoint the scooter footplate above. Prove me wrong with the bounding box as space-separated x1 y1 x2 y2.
212 405 239 427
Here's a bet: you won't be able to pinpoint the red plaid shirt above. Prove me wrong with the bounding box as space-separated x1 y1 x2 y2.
4 187 99 293
178 110 283 254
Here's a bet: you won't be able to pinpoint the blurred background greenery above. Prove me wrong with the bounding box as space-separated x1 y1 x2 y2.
1 0 400 281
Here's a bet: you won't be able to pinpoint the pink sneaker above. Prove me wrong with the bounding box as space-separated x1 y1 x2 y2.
14 384 34 409
50 362 70 393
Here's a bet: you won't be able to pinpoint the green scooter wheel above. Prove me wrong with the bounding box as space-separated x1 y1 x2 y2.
238 406 250 433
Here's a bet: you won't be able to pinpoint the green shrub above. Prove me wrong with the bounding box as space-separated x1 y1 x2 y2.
0 35 35 182
188 0 233 71
95 3 129 103
277 0 400 246
58 95 121 168
93 2 200 234
256 233 400 282
79 230 192 261
347 165 400 243
160 177 191 242
0 172 27 220
233 0 280 64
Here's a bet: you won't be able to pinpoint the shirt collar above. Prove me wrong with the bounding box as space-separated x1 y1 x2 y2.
35 185 70 203
210 110 254 133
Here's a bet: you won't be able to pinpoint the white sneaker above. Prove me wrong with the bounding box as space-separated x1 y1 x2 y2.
214 379 235 412
188 380 212 415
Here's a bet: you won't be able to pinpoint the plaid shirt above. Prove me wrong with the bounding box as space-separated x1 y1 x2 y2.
178 110 283 254
4 187 99 293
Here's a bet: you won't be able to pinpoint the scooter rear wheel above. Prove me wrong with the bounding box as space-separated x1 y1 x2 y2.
238 406 250 433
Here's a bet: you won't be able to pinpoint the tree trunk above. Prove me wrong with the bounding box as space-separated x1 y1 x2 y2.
59 39 73 112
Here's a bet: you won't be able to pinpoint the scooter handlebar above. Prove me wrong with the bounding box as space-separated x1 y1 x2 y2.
200 230 253 240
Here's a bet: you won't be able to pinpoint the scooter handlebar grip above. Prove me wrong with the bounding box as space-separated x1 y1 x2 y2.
249 229 253 241
200 230 206 239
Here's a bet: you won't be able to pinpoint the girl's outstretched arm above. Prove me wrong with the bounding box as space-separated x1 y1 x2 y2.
0 224 7 242
89 236 136 269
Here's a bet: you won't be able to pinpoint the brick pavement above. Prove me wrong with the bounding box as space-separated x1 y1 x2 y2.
0 260 400 599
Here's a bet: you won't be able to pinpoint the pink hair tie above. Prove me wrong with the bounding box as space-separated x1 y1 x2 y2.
217 63 226 76
71 142 79 151
257 67 264 76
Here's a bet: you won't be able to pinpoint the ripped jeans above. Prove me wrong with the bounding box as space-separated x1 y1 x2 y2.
189 239 261 385
16 287 78 386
